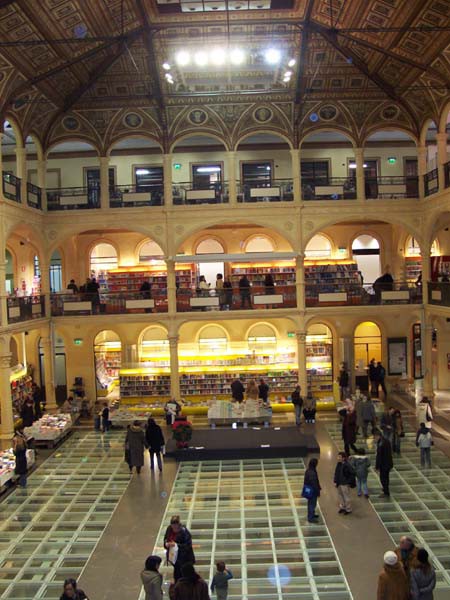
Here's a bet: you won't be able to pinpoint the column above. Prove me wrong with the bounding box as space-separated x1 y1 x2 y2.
436 132 448 191
40 335 57 410
0 259 7 327
295 254 305 310
166 258 177 314
354 148 365 201
168 334 180 399
40 259 51 317
99 156 110 210
163 154 172 206
290 148 301 203
0 351 14 440
296 330 308 394
15 146 27 204
421 314 434 399
227 151 237 205
418 146 427 199
0 133 4 201
421 246 431 305
36 159 47 211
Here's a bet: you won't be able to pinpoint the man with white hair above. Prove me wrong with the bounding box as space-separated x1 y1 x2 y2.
377 551 409 600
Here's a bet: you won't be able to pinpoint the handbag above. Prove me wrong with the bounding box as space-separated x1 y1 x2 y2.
301 484 314 499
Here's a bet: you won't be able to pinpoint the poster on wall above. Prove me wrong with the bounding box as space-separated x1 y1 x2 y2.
388 337 407 375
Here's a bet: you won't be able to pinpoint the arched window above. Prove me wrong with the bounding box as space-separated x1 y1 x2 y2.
50 249 62 292
305 234 332 258
139 240 164 265
196 238 225 254
405 236 439 257
90 243 118 276
245 235 275 253
352 235 381 283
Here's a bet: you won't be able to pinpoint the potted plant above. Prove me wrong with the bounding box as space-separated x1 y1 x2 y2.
172 417 193 449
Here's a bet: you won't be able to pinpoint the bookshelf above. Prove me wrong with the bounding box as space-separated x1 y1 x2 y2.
229 261 296 307
107 265 194 293
306 339 333 399
95 351 121 395
305 260 361 304
10 370 33 417
405 256 422 282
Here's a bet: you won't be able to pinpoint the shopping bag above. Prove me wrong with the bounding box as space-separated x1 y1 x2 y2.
301 484 314 499
168 542 178 566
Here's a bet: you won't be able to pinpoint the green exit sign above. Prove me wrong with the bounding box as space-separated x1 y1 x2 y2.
173 163 182 170
388 157 397 164
287 332 295 338
73 338 83 345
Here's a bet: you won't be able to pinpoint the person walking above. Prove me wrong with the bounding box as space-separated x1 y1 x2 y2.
395 536 419 583
59 578 88 600
376 361 387 399
141 555 163 600
238 275 252 309
210 561 233 600
375 430 394 497
342 406 358 455
380 406 394 444
361 396 377 437
349 448 370 498
291 385 303 426
377 551 409 600
140 279 152 313
258 378 269 405
12 427 28 488
416 423 432 468
410 548 436 600
231 376 244 403
417 397 433 430
164 515 196 582
171 563 210 600
303 458 321 523
125 420 146 474
333 452 355 515
101 402 110 433
21 396 35 428
392 409 404 455
145 418 165 472
338 364 350 402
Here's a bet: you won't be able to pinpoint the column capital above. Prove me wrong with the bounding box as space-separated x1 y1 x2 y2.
99 155 110 165
296 330 307 343
14 146 26 158
436 132 447 142
354 147 364 157
290 148 300 156
168 334 179 347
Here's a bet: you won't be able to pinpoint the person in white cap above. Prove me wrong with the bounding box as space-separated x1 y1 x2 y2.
377 551 409 600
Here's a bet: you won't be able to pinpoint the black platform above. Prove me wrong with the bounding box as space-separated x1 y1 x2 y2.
165 427 319 461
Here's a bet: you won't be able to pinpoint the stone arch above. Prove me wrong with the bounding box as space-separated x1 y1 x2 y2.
362 126 419 147
45 137 100 159
234 129 293 151
243 233 278 253
438 100 450 133
170 131 229 153
137 324 169 349
3 114 24 148
244 321 280 340
299 127 357 148
196 322 230 343
193 235 227 255
106 134 163 157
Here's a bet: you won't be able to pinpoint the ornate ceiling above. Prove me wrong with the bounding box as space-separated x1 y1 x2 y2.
0 0 448 152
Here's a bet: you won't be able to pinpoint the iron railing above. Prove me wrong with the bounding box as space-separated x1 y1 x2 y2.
6 295 45 324
424 169 439 197
26 182 42 210
172 182 229 205
301 177 356 200
2 172 21 203
365 176 419 199
305 280 422 307
110 184 164 207
176 285 297 311
47 186 100 210
237 179 294 202
51 290 168 316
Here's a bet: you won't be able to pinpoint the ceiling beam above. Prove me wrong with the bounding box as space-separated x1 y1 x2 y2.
294 0 314 106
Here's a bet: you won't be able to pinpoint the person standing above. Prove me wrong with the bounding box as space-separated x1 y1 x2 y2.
395 536 419 583
238 275 252 309
377 551 409 600
258 378 269 405
380 406 394 444
67 279 79 294
303 393 317 424
369 358 378 397
140 279 152 313
333 452 355 515
125 420 146 474
291 385 303 426
172 563 210 600
303 458 321 523
231 376 244 403
264 273 275 295
59 578 88 600
338 364 350 402
349 448 370 498
375 429 394 497
392 409 404 455
210 561 233 600
417 397 433 430
31 383 43 419
216 274 225 310
101 402 110 433
361 396 377 437
12 427 28 488
416 423 432 468
342 406 358 455
21 396 35 427
410 548 436 600
145 418 165 472
223 279 233 310
376 361 387 399
141 555 163 600
164 515 195 582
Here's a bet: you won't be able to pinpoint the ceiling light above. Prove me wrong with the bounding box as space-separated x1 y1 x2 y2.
197 166 221 173
175 50 190 66
265 48 281 65
211 47 226 66
288 58 296 67
230 48 245 65
194 51 209 67
136 169 150 175
162 62 171 70
284 70 292 77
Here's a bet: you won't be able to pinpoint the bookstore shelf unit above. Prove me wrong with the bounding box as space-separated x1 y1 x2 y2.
305 260 361 305
95 346 121 396
10 368 32 420
306 338 333 401
405 256 422 282
230 261 296 306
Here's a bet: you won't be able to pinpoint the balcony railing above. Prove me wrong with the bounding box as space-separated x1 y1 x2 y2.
301 177 356 201
445 161 450 189
6 295 45 324
365 176 419 199
51 290 168 316
47 186 100 210
428 281 450 306
424 169 439 197
176 285 296 312
173 182 229 205
2 172 21 203
110 184 163 208
237 179 294 202
305 281 422 307
27 182 42 210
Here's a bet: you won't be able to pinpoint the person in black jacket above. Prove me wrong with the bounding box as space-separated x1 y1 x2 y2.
164 515 195 581
59 578 88 600
375 429 394 497
21 397 35 427
338 365 350 401
291 385 303 426
258 378 269 405
303 458 321 523
231 376 244 403
333 452 355 515
145 417 165 472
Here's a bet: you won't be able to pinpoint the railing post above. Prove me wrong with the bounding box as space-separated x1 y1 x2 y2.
168 333 180 399
436 132 447 192
418 146 427 199
354 148 365 201
99 156 110 209
290 148 301 203
163 154 172 207
15 146 27 204
227 151 237 205
37 159 47 210
0 350 14 440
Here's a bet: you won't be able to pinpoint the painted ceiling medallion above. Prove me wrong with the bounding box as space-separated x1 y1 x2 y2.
318 105 338 121
381 105 400 120
124 112 143 128
254 107 273 123
62 116 80 131
188 109 208 125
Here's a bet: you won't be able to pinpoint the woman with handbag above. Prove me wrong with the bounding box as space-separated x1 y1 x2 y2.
302 458 321 523
164 515 196 582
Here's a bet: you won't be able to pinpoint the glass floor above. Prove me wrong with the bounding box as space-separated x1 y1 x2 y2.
140 458 352 600
326 423 450 594
0 432 130 599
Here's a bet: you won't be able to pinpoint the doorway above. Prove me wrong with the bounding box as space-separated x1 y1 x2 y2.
354 321 382 392
352 235 381 286
196 238 225 289
39 333 67 405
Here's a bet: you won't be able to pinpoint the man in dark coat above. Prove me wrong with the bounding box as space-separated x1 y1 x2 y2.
375 429 394 497
164 515 196 582
303 458 321 523
258 378 269 405
145 418 165 471
338 366 350 401
21 397 35 427
32 383 43 419
231 377 244 403
334 452 355 514
342 407 358 455
13 427 28 488
125 421 146 474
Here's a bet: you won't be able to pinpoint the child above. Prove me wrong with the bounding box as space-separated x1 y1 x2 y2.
349 447 370 498
211 561 233 600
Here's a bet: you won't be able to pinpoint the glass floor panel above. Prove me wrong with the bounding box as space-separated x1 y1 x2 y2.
326 423 450 593
139 459 352 600
0 432 130 599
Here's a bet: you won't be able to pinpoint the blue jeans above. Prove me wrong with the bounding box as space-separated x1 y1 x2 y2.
294 405 302 425
357 477 368 496
307 495 318 521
